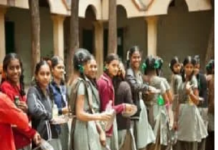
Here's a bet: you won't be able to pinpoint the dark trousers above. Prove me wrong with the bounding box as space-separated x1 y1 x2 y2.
206 131 214 150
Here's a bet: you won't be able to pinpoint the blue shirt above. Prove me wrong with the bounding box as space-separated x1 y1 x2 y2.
50 81 67 115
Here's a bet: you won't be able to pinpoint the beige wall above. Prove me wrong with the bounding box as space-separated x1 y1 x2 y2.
68 3 213 76
5 7 54 84
73 6 148 60
102 0 211 20
5 3 212 84
0 0 28 9
117 6 147 58
116 4 213 79
157 7 213 79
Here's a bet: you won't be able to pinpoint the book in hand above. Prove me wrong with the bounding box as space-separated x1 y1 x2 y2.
104 109 116 131
51 115 70 125
104 101 116 131
32 139 54 150
122 104 137 117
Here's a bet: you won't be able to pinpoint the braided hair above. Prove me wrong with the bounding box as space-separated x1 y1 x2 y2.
206 59 214 75
169 56 180 74
73 48 92 80
126 46 141 69
156 57 164 76
34 60 54 101
181 56 196 82
2 53 25 96
104 53 119 77
143 56 161 75
50 56 65 85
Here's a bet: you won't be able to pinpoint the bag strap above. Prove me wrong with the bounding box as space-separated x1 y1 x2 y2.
68 79 96 115
84 81 96 114
68 79 97 150
68 79 82 115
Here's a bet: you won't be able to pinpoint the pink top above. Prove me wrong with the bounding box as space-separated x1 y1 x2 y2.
97 73 125 136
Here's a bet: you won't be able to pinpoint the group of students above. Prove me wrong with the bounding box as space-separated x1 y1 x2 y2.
0 45 214 150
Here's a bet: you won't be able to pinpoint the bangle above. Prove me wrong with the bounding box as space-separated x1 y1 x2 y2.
165 102 170 107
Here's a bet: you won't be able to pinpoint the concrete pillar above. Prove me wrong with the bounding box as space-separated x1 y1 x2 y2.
94 21 104 78
0 7 6 63
146 16 158 56
52 15 65 60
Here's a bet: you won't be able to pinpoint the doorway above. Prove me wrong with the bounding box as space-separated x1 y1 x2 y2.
5 21 15 54
104 28 124 60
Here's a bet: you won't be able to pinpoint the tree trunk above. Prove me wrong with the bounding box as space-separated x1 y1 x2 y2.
29 0 40 76
66 0 79 80
108 0 117 54
205 18 214 67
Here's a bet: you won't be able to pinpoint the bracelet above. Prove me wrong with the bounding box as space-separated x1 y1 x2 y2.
166 100 171 106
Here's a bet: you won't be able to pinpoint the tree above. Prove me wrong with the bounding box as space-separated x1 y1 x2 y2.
108 0 117 54
29 0 40 76
205 2 214 67
205 21 214 65
66 0 80 80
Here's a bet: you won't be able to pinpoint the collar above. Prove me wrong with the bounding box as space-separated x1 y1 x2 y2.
102 73 112 83
51 80 66 92
2 80 21 95
101 73 114 93
35 83 50 98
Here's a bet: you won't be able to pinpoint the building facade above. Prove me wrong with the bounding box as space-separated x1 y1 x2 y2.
0 0 213 83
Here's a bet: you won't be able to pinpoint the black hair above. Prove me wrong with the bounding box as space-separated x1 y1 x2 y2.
2 53 25 96
126 46 141 68
50 56 65 84
143 56 160 75
34 60 54 101
156 57 164 76
193 55 200 65
73 48 92 79
104 53 119 76
181 56 196 82
35 60 50 75
105 53 119 65
51 56 63 69
113 62 125 93
206 59 214 75
169 56 180 74
88 55 98 89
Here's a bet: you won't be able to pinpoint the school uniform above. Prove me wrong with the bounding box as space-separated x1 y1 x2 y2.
27 85 62 150
68 77 102 150
50 81 69 150
175 76 208 150
115 81 137 150
126 68 155 150
98 73 125 150
196 73 208 150
206 75 214 150
144 76 170 150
